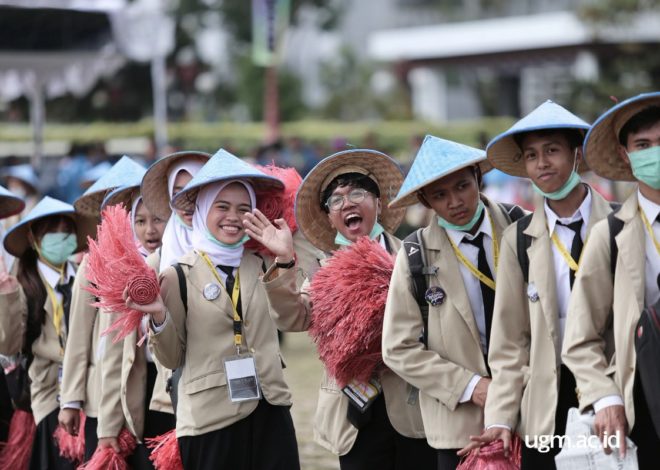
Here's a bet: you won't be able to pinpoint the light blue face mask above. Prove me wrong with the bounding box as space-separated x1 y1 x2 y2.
532 170 581 200
206 231 249 249
627 146 660 189
39 232 77 266
334 222 385 247
437 200 485 232
175 213 193 230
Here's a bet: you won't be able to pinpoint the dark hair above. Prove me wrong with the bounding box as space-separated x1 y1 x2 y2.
416 165 482 208
320 173 380 213
16 215 75 352
513 128 584 151
618 106 660 146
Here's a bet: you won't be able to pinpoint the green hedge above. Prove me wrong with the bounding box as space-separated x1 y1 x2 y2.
0 117 516 156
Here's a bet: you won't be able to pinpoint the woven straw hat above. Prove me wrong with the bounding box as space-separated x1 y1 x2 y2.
171 148 284 213
487 100 591 177
4 196 97 257
0 185 26 219
389 135 491 209
74 156 146 217
584 91 660 181
140 151 211 220
295 149 405 253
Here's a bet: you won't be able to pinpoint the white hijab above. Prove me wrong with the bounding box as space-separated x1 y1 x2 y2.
192 179 256 270
159 160 206 272
130 195 150 258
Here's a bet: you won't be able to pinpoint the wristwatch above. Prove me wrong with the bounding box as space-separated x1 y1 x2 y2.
275 258 296 269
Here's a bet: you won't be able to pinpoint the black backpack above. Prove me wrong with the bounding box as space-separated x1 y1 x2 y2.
405 202 526 346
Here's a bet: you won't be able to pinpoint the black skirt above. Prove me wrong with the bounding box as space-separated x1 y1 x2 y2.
178 399 300 470
29 408 75 470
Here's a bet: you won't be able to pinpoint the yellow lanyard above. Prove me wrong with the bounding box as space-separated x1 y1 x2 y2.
448 209 498 291
640 207 660 256
198 251 242 349
44 282 66 355
550 232 581 272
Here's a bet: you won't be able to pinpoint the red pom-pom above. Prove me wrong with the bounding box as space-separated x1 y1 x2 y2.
79 428 136 470
0 409 36 469
308 237 394 387
85 204 160 343
127 274 159 305
245 163 302 256
457 435 522 470
146 429 183 470
53 411 86 463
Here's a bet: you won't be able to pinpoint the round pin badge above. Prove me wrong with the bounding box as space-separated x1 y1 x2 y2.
526 283 539 303
203 283 221 301
425 286 446 306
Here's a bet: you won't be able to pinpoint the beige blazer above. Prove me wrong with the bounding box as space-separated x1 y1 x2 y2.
149 250 291 437
382 197 515 449
0 269 75 424
264 233 427 456
60 254 102 417
485 188 613 439
562 191 645 430
97 251 173 440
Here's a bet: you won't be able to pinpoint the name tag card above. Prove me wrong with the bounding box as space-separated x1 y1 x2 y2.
224 355 261 403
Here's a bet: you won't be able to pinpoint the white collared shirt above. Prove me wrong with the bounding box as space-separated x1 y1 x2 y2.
638 190 660 307
37 260 76 303
445 211 495 404
543 188 592 345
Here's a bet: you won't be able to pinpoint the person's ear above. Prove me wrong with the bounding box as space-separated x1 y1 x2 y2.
376 198 382 216
326 212 337 230
617 145 631 167
416 191 431 209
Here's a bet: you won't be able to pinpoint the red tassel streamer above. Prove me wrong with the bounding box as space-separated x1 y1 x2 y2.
78 428 136 470
457 435 522 470
308 237 394 387
85 205 159 343
0 409 37 470
146 428 183 470
53 411 86 463
245 163 302 256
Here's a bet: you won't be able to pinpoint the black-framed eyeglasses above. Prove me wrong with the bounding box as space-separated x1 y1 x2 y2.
325 188 372 212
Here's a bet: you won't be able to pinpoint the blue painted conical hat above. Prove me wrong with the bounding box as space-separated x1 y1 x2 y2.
0 185 26 219
74 156 146 217
171 148 284 212
141 151 211 220
4 196 97 257
389 135 490 209
2 164 39 193
486 100 590 177
100 164 146 211
295 148 404 253
584 91 660 181
80 161 113 189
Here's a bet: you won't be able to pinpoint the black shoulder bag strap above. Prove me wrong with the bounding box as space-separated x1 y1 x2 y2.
497 202 526 224
516 214 534 284
403 228 433 347
167 263 187 414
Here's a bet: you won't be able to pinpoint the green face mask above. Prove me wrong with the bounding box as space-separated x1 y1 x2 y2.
175 213 193 230
437 200 485 232
39 232 77 266
628 146 660 189
532 170 582 200
206 231 249 249
335 222 385 247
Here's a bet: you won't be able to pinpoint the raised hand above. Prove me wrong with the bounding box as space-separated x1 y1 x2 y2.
243 209 295 261
0 254 18 294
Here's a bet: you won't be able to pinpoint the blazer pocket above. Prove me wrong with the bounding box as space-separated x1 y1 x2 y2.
183 370 227 395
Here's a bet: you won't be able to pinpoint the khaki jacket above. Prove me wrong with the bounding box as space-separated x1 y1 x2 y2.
264 233 426 456
97 251 173 440
60 255 102 417
562 191 646 430
149 250 291 437
382 198 515 449
485 188 613 439
0 269 75 424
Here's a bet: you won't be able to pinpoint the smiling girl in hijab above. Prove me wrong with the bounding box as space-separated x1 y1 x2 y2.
129 149 300 470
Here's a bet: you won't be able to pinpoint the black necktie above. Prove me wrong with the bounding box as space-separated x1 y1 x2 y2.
218 265 242 317
55 277 74 330
557 220 584 288
464 233 494 350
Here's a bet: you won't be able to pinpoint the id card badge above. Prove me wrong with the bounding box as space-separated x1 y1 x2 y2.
57 365 63 403
223 354 261 403
342 378 382 413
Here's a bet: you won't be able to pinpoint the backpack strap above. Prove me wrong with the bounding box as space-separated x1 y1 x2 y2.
607 208 624 279
403 228 438 348
516 214 534 284
168 263 187 412
173 263 187 313
498 202 526 224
